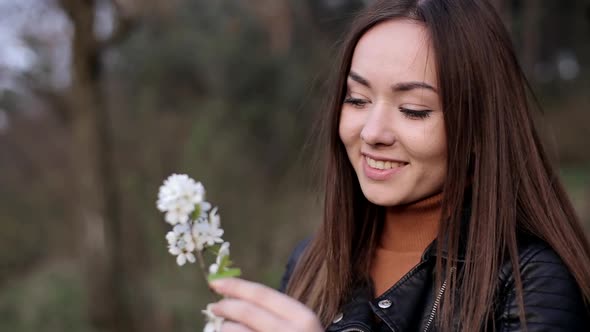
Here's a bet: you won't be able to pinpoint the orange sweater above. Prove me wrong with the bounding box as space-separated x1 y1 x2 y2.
371 192 442 297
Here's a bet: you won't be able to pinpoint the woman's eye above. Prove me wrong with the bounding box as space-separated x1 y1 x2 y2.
400 107 432 119
343 97 369 108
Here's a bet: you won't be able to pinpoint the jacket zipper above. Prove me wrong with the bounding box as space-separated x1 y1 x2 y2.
422 267 456 332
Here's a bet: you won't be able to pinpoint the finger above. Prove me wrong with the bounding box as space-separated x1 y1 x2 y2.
221 321 254 332
210 278 312 322
212 298 284 332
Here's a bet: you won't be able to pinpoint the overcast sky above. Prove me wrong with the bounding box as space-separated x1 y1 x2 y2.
0 0 74 92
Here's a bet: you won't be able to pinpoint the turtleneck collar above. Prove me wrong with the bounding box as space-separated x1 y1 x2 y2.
380 192 443 253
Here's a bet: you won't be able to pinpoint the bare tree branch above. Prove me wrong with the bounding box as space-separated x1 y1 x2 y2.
57 0 78 20
24 75 71 125
99 0 137 49
60 0 137 53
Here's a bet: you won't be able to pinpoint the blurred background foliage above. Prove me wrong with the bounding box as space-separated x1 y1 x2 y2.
0 0 588 331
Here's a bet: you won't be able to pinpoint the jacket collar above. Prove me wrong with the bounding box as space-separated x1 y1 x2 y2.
327 259 437 332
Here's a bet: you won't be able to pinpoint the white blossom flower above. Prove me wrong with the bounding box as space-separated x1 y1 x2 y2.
166 226 196 266
172 223 191 237
195 201 212 222
193 207 224 250
157 174 205 225
165 231 176 245
209 242 230 274
209 206 220 228
202 304 224 332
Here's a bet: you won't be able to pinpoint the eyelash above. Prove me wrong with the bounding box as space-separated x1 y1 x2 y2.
399 107 432 119
343 97 432 120
343 97 368 108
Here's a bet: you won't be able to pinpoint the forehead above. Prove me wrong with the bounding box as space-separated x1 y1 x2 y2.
350 19 437 87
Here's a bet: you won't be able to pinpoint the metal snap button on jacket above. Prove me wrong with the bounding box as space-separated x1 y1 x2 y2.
378 299 392 309
332 312 344 323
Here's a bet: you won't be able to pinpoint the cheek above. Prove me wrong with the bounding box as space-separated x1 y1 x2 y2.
424 127 448 173
338 110 361 148
431 122 448 164
405 121 447 166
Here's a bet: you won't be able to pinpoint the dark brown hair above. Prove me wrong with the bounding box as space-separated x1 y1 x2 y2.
286 0 590 331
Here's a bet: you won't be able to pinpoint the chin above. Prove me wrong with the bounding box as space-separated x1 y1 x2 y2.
360 186 406 207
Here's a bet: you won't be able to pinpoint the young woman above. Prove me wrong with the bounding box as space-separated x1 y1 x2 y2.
208 0 590 331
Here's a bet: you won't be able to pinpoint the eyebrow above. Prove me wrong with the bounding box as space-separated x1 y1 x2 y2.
348 71 438 93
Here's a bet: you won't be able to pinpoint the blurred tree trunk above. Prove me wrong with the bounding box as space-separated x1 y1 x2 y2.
247 0 293 55
58 0 135 331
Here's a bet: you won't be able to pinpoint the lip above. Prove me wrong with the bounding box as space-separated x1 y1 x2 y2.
361 152 408 164
362 154 408 181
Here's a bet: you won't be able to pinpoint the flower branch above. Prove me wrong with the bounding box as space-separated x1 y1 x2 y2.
157 174 241 332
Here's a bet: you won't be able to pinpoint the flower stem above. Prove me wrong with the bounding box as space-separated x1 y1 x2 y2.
196 249 220 299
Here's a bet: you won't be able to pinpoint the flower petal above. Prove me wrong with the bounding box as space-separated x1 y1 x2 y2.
186 253 196 263
176 254 186 266
166 232 176 243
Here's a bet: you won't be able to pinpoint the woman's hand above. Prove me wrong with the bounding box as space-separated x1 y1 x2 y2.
209 278 323 332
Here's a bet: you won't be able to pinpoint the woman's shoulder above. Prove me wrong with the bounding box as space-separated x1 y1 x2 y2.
498 234 577 285
497 234 590 331
501 235 567 273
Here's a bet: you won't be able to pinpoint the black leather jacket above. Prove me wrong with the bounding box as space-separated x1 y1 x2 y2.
279 236 590 331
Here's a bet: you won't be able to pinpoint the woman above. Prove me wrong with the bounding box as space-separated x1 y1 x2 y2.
208 0 590 331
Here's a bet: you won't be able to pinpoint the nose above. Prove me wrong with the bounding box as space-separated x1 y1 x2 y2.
360 101 396 146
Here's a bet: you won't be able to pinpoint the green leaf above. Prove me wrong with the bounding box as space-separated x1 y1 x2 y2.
208 268 242 282
218 254 230 270
191 204 202 220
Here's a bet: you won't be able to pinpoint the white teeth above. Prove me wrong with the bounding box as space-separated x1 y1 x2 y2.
366 156 405 170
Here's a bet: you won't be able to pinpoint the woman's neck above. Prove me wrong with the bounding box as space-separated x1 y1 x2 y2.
380 192 443 252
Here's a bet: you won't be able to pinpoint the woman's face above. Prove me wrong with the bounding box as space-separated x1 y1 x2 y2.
339 19 447 206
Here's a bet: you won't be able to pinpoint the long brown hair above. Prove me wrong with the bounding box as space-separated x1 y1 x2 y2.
286 0 590 330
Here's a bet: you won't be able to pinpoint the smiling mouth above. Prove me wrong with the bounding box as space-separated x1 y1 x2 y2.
365 156 408 170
